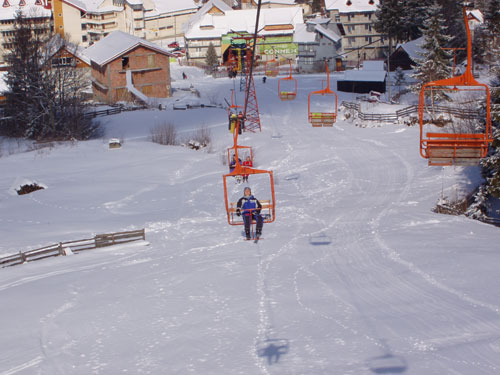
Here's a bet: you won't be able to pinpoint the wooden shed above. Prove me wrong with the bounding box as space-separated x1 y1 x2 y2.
84 31 173 104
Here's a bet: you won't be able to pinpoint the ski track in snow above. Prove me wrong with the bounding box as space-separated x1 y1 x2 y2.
1 70 500 374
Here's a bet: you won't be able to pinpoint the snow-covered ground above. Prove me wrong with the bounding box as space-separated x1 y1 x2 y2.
0 64 499 374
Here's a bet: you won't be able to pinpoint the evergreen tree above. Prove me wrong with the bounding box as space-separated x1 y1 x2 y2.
3 11 47 138
205 42 218 69
311 0 322 13
3 12 97 140
483 0 500 62
411 0 452 98
375 0 431 43
439 0 467 58
394 66 406 94
480 69 500 200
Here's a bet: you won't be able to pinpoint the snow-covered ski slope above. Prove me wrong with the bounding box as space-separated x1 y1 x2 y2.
1 65 500 374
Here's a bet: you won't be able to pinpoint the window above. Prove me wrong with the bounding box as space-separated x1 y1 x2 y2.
82 35 87 42
122 56 129 69
147 54 155 68
365 36 372 43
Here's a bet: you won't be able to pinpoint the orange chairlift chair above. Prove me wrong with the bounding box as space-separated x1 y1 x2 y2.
278 61 297 101
227 89 242 133
308 61 338 127
227 145 253 169
223 112 275 226
418 6 492 166
265 50 279 77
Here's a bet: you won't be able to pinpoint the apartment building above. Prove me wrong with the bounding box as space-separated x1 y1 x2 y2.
52 0 205 47
325 0 388 67
0 0 52 65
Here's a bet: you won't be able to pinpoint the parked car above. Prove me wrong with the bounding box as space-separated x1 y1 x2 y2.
168 41 179 48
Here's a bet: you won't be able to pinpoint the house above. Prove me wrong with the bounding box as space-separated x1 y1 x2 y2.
389 37 423 71
45 34 91 69
294 17 344 73
0 0 52 66
84 31 172 104
52 0 204 47
325 0 389 67
337 60 387 93
184 6 304 64
466 9 483 30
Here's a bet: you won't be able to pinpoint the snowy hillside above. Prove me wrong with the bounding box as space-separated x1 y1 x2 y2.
0 65 499 375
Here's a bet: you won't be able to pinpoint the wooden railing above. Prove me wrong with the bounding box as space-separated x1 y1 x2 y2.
341 101 482 123
81 105 147 120
0 229 146 268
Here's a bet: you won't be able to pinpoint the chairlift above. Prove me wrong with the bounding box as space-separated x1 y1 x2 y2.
223 100 275 226
418 7 492 166
308 61 338 127
227 145 253 169
265 54 279 77
278 61 297 101
227 89 242 133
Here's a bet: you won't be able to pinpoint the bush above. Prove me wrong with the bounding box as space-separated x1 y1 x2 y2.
151 122 177 145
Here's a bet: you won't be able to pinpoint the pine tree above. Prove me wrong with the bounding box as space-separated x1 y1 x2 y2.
375 0 431 43
410 0 452 98
483 0 500 63
2 12 97 140
480 69 500 200
205 42 218 69
394 66 406 94
3 11 47 138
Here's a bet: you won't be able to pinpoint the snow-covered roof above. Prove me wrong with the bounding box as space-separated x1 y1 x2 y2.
0 0 51 21
261 0 296 4
340 61 386 82
182 0 232 33
0 71 8 94
46 34 92 65
185 7 304 39
341 69 386 82
293 23 317 44
84 30 172 66
466 9 484 23
325 0 379 13
396 37 424 61
306 17 331 26
315 24 341 43
151 0 202 14
62 0 201 14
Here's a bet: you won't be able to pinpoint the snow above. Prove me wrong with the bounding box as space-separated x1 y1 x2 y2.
84 31 173 66
397 37 425 63
184 7 304 39
1 63 500 374
0 0 51 21
325 0 379 13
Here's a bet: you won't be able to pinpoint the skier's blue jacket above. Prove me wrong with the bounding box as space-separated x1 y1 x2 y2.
236 195 262 217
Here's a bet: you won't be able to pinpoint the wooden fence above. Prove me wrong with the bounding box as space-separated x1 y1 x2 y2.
341 101 482 123
0 229 146 268
82 105 147 120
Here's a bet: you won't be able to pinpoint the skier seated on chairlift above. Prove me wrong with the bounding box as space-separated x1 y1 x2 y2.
236 187 263 240
229 154 242 173
242 155 252 182
229 112 238 133
237 111 245 132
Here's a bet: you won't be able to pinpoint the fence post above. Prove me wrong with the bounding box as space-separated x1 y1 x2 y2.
141 228 145 240
20 251 27 263
58 242 64 256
